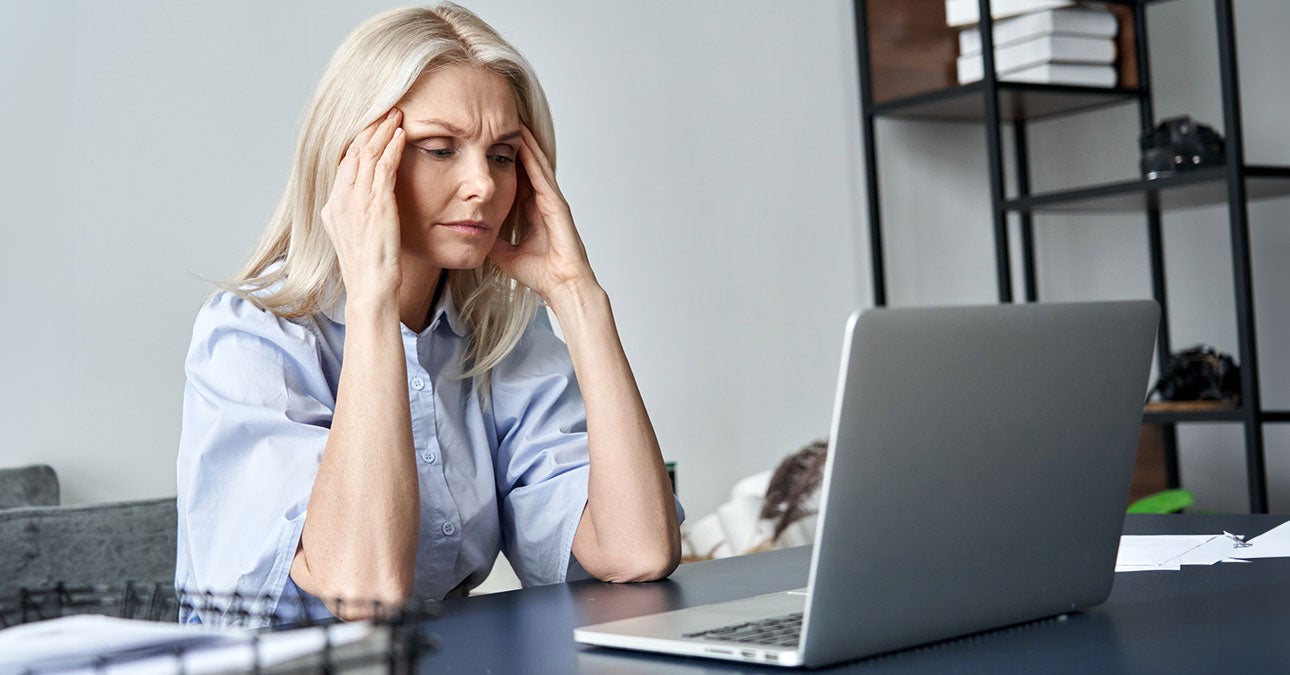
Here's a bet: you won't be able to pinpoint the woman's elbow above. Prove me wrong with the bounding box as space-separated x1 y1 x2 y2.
593 547 681 583
293 553 414 620
316 579 413 621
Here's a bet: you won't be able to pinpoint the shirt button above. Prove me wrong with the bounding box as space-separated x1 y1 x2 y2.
441 521 456 536
422 450 437 464
410 377 425 391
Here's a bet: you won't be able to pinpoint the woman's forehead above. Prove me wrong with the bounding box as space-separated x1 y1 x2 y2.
398 65 518 135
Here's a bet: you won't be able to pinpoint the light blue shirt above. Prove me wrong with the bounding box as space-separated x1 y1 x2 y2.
176 284 676 625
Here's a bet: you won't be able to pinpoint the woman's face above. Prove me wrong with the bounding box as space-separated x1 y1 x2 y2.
393 65 521 270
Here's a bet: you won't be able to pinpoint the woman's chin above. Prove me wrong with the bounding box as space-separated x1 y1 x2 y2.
432 248 491 272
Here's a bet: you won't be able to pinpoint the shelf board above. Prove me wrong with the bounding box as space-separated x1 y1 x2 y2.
1142 404 1290 424
1005 165 1290 213
869 82 1143 122
1143 401 1246 424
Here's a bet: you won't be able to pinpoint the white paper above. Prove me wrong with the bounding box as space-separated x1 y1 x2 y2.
1116 561 1182 573
1230 520 1290 560
1177 535 1250 566
0 614 373 674
0 616 229 670
1115 535 1217 572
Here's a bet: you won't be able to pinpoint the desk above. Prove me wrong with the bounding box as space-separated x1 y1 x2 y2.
423 514 1290 673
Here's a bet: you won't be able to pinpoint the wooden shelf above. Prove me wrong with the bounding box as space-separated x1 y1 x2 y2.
1144 400 1245 424
865 0 1140 108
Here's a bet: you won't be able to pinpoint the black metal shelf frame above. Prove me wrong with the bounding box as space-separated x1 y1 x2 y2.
854 0 1277 512
1004 165 1290 212
870 82 1144 122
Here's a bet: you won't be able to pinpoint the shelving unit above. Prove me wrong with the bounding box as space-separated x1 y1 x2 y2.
852 0 1290 512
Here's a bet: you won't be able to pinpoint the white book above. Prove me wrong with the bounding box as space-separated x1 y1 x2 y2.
957 34 1116 81
959 7 1119 54
945 0 1075 27
958 61 1118 87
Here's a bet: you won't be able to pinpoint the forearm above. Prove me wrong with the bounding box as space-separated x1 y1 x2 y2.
550 281 681 582
291 295 419 612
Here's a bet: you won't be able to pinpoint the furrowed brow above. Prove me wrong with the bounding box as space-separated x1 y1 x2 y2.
412 118 469 136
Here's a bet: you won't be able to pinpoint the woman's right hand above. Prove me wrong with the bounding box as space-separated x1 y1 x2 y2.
319 108 406 307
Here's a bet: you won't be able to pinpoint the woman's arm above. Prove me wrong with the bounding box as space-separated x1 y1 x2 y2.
289 110 419 618
490 128 681 582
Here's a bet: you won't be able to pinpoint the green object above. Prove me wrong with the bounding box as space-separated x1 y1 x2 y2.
1127 489 1195 514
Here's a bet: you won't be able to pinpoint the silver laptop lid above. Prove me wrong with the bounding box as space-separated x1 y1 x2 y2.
801 301 1158 667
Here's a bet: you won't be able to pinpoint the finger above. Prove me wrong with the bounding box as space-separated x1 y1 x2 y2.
335 138 360 189
371 126 406 196
515 157 534 210
355 109 402 194
518 126 561 199
487 236 521 274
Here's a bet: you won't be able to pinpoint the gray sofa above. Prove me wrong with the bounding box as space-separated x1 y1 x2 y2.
0 464 59 509
0 465 176 604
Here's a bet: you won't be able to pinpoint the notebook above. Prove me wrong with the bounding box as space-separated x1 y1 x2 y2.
574 300 1159 668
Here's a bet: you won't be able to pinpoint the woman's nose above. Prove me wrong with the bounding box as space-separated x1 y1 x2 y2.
457 154 495 203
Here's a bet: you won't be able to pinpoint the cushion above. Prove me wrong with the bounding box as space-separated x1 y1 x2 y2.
0 465 59 509
0 498 177 602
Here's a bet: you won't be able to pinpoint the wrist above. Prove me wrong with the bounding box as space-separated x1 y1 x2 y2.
342 287 401 326
545 277 609 325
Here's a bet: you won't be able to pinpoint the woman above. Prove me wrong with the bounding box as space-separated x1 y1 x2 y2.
176 3 682 625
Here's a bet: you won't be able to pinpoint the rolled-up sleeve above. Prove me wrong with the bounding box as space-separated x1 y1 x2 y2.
175 292 335 626
490 311 593 587
489 310 684 587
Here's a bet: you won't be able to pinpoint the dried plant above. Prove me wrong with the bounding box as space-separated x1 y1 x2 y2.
759 439 828 543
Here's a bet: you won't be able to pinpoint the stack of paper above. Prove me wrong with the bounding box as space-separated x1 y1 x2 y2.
0 614 377 674
1115 520 1290 573
949 4 1120 87
945 0 1075 27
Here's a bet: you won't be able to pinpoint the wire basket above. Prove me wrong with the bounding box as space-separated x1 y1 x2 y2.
0 582 437 674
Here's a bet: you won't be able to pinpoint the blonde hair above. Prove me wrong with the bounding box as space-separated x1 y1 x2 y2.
224 3 551 396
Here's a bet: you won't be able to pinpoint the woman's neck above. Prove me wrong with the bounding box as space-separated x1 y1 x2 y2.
397 254 444 333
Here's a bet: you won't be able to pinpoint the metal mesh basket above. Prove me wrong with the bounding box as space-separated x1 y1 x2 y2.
0 583 437 674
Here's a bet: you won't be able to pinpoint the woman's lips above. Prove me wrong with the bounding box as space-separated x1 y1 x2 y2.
438 220 490 236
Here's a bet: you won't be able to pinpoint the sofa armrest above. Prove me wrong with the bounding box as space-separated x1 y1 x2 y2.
0 464 59 509
0 497 177 601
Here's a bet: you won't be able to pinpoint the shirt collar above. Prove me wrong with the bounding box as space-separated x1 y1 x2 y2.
321 281 467 337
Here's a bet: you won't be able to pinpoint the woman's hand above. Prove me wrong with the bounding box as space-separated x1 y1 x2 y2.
489 126 598 308
320 109 406 308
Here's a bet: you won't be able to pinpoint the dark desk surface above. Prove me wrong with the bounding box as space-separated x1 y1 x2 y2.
422 514 1290 673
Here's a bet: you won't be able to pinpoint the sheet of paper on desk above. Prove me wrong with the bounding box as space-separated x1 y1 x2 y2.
0 614 374 674
1116 535 1214 571
1229 520 1290 560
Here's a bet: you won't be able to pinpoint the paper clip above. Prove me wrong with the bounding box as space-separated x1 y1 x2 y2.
1223 531 1252 548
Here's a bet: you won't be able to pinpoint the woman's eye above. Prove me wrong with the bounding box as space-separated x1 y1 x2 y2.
490 153 516 166
418 145 455 158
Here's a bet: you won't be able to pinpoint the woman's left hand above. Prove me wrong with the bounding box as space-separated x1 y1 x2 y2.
489 126 598 306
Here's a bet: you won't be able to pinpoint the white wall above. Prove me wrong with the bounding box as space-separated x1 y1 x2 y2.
0 1 866 519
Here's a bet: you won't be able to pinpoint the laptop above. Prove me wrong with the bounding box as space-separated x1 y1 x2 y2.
575 300 1159 668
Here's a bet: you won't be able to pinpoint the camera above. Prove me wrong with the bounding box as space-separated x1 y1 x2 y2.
1139 115 1225 180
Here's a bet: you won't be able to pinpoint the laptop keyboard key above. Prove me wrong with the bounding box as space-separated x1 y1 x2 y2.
682 612 803 648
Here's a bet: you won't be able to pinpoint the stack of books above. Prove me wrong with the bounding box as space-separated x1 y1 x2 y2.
947 1 1120 88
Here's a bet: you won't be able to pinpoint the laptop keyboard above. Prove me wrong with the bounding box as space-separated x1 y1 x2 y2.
682 611 802 648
